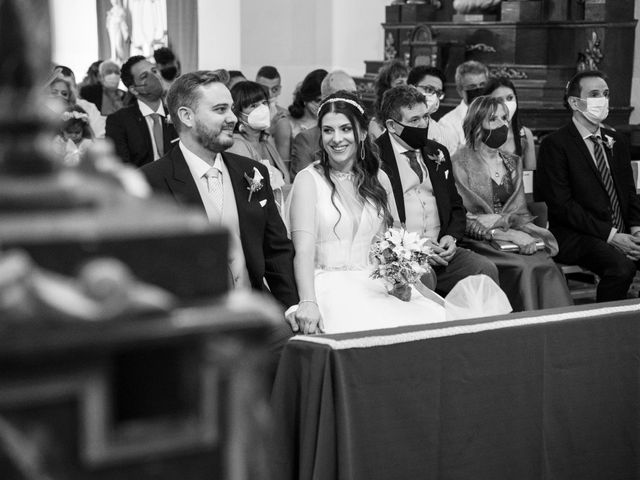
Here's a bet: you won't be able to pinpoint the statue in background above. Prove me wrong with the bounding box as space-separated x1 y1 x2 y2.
129 0 167 58
106 0 130 64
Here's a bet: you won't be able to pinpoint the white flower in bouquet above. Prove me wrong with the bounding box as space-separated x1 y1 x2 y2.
370 227 435 301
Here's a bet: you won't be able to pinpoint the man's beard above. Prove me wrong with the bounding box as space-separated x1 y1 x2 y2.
194 118 235 153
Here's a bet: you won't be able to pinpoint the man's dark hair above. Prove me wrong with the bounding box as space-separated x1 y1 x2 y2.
153 47 176 65
407 65 446 88
121 55 146 88
563 70 608 110
256 65 280 80
167 70 228 133
228 70 246 80
379 85 426 123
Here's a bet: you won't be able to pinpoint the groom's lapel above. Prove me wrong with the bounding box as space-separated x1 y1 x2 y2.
168 147 206 212
221 152 259 249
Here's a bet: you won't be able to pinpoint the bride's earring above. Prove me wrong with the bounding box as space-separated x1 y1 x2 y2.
360 140 366 161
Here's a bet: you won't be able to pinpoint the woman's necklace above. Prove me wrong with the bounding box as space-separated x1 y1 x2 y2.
331 169 354 180
480 151 504 179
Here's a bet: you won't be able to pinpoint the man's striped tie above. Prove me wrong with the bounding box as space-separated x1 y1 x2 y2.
589 135 625 232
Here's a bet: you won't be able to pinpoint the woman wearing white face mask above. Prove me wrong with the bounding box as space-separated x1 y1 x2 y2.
483 77 537 170
228 81 291 208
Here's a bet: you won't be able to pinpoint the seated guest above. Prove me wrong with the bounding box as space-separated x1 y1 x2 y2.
406 65 457 153
482 77 536 170
439 60 489 155
227 81 290 208
53 105 94 166
256 65 292 162
53 65 106 138
368 59 409 140
290 70 357 178
78 59 102 91
452 95 572 311
536 70 640 302
153 46 181 93
288 69 327 140
228 70 247 89
376 86 499 296
80 60 129 115
105 55 177 167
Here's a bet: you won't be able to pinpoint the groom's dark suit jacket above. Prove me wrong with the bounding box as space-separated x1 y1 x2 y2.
140 146 298 308
535 121 640 253
377 131 466 241
106 103 177 167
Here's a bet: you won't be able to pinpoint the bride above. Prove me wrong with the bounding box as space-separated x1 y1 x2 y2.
286 92 449 335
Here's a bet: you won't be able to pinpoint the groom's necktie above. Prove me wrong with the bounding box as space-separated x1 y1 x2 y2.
404 150 423 184
204 166 224 213
589 135 625 232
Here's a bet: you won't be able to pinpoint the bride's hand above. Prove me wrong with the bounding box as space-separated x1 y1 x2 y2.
294 301 324 334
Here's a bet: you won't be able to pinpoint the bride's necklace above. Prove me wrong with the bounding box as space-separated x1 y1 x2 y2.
330 169 355 180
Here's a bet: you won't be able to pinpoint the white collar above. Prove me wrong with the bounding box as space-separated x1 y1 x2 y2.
179 141 223 179
137 99 165 117
572 116 601 141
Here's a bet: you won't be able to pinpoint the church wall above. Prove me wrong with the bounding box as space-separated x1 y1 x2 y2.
239 0 386 111
197 0 241 71
50 0 100 81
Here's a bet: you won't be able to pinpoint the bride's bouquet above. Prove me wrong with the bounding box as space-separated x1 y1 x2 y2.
370 227 435 302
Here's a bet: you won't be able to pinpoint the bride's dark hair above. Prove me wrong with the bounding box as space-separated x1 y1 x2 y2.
316 91 392 228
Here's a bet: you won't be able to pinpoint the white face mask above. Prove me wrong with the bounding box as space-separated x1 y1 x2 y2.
504 100 518 121
103 73 120 89
244 104 271 130
573 96 609 124
424 93 440 115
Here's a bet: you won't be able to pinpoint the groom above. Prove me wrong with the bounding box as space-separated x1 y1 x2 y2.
376 85 499 294
140 70 299 314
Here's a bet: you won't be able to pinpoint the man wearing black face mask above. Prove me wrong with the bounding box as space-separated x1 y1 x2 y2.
154 47 181 92
439 60 489 155
106 55 178 167
377 86 499 295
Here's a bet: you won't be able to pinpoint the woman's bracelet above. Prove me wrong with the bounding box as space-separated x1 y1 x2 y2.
299 300 318 306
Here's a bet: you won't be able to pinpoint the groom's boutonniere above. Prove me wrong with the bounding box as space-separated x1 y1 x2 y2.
427 149 446 171
604 134 615 150
244 167 264 202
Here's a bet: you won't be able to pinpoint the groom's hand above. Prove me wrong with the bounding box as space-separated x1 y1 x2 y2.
294 301 324 334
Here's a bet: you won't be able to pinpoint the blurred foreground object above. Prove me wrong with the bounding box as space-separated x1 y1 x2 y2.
0 2 282 479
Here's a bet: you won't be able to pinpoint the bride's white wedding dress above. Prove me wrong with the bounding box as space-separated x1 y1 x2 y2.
288 166 447 334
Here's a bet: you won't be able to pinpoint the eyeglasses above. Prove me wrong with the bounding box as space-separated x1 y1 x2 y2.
416 84 445 100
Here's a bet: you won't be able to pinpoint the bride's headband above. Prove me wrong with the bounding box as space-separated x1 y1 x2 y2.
318 97 365 116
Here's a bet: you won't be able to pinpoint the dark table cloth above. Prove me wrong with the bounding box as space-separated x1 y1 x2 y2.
271 300 640 480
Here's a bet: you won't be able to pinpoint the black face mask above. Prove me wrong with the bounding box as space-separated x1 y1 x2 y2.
161 66 179 81
481 124 509 149
465 88 484 104
395 122 429 150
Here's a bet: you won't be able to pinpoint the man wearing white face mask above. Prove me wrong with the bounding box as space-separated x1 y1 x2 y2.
536 70 640 302
407 65 457 155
